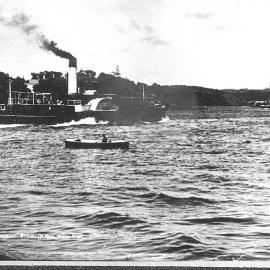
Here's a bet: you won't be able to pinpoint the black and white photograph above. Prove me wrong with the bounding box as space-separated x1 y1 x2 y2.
0 0 270 266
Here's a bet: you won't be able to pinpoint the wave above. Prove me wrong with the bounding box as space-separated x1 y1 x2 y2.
198 165 229 171
74 191 94 196
4 139 23 144
151 232 202 245
155 243 195 254
203 150 226 155
182 248 225 260
213 254 258 261
138 192 217 206
131 169 168 176
0 252 16 260
24 190 49 196
106 186 150 192
195 174 232 183
74 211 147 228
148 232 204 254
25 211 55 218
185 216 256 224
51 117 109 127
261 137 270 142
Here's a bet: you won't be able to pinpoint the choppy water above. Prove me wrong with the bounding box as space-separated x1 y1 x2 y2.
1 106 270 261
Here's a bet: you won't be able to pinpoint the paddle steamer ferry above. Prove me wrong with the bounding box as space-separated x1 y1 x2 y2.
0 61 165 125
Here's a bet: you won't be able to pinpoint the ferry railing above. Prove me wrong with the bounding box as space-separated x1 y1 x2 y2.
13 98 53 105
67 100 82 105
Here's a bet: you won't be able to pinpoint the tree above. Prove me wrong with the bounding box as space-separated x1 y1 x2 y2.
111 65 121 77
32 71 67 100
77 69 97 92
0 72 9 104
12 77 29 92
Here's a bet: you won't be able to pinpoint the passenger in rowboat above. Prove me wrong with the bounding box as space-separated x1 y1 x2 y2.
101 134 108 143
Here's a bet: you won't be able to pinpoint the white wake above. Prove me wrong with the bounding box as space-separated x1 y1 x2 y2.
0 124 27 129
159 115 170 123
51 117 109 127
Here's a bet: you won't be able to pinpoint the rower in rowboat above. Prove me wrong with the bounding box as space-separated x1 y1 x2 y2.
101 134 108 143
101 134 111 143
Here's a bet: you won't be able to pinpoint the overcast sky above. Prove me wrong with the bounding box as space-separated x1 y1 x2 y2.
0 0 270 89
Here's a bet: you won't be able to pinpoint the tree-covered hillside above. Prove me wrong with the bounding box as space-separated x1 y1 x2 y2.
1 69 270 108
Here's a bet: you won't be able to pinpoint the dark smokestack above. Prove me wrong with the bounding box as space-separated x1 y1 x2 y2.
0 12 76 64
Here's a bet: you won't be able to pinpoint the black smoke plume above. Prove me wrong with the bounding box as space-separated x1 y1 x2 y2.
0 12 77 67
42 40 77 67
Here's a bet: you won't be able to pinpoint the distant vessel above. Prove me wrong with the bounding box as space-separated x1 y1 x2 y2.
0 60 165 125
114 84 166 122
115 82 166 122
248 100 270 108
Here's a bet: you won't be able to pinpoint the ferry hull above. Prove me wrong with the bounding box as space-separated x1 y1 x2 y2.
0 114 60 125
0 104 75 125
0 102 166 125
0 105 120 125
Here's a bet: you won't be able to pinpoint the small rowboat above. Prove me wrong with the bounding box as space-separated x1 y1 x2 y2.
64 139 129 149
